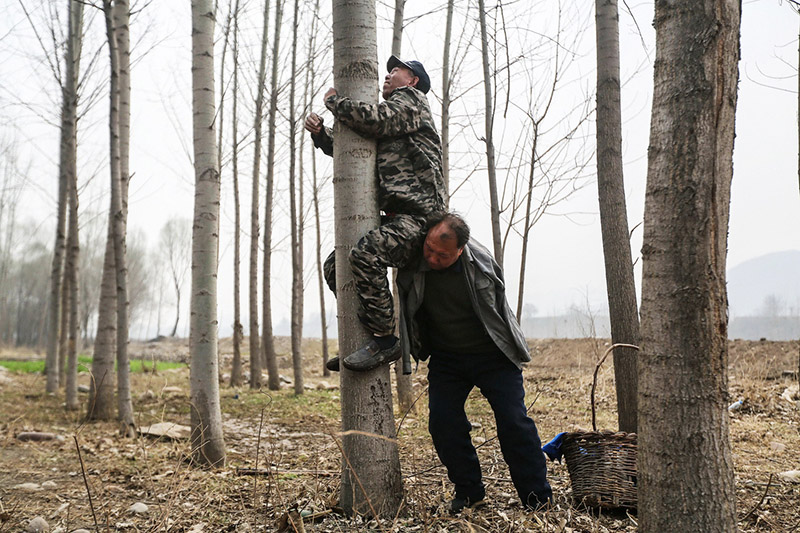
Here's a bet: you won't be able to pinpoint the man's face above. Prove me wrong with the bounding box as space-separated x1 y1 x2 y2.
382 66 417 99
423 223 463 271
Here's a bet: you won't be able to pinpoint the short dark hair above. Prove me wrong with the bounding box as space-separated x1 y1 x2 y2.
426 211 470 248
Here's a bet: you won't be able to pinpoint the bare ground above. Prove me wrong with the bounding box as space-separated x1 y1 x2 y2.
0 338 798 532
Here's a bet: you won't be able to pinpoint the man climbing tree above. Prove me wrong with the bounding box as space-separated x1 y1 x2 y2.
305 53 445 373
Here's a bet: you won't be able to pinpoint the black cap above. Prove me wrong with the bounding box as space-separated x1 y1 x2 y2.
387 55 431 94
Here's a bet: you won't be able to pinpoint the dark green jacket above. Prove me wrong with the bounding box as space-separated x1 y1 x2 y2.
397 239 531 372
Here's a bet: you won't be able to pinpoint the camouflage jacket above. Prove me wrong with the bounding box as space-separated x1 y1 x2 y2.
311 86 446 216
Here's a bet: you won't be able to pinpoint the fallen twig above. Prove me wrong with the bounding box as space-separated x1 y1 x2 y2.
740 474 773 523
236 467 338 477
73 435 100 531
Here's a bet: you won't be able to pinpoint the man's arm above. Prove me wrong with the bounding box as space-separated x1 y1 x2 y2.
304 113 334 156
324 88 423 138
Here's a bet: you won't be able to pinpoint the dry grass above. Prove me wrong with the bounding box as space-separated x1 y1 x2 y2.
0 338 798 532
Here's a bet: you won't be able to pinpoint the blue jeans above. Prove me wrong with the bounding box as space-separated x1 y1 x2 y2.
428 350 552 507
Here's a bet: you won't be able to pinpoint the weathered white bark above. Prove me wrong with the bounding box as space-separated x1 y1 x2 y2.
88 232 116 420
595 0 639 433
105 0 135 437
47 0 83 394
638 1 740 530
332 0 403 516
189 0 226 467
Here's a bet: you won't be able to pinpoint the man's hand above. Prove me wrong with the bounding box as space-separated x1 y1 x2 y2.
304 112 323 135
324 87 338 101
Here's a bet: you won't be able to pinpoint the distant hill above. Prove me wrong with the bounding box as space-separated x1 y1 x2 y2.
727 250 800 316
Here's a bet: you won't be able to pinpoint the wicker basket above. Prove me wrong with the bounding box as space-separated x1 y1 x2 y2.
562 343 639 510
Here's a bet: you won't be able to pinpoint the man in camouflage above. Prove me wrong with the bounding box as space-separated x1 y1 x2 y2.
305 55 445 372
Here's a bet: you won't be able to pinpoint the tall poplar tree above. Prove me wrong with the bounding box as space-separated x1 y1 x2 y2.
594 0 639 433
263 0 285 391
332 0 403 516
249 0 270 389
638 1 740 530
288 0 304 395
189 0 226 467
477 0 502 266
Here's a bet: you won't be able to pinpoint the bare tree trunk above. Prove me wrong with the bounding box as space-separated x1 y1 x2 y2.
595 0 639 433
103 0 134 437
389 0 413 414
289 0 304 395
332 0 403 516
305 0 329 377
217 0 231 386
638 0 740 530
312 153 330 376
47 167 65 391
189 0 226 467
230 0 243 388
391 0 405 57
515 123 538 321
65 147 81 411
114 0 134 435
88 233 116 420
58 271 69 388
63 273 78 408
249 0 270 389
477 0 502 266
46 0 81 393
64 0 83 406
441 0 454 202
263 0 284 391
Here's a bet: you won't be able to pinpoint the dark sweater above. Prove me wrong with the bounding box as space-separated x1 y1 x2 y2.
421 257 499 354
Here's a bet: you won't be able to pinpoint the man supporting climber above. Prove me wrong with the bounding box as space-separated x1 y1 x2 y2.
305 55 445 372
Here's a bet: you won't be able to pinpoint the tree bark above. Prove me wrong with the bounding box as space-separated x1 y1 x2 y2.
391 0 405 58
477 0 502 266
515 121 538 321
65 155 81 411
441 0 454 203
105 0 135 437
249 0 270 389
230 0 243 388
638 1 740 530
88 231 116 420
263 0 284 391
595 0 639 433
64 0 83 407
332 0 403 517
189 0 226 467
289 0 304 395
46 0 82 393
306 0 329 378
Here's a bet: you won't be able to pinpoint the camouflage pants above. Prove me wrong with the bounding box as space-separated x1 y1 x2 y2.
323 214 427 336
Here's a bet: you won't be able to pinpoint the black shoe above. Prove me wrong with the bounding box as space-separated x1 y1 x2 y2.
450 496 486 514
325 357 340 372
342 338 401 371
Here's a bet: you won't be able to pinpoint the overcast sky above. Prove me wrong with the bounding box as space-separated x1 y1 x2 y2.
2 0 799 339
